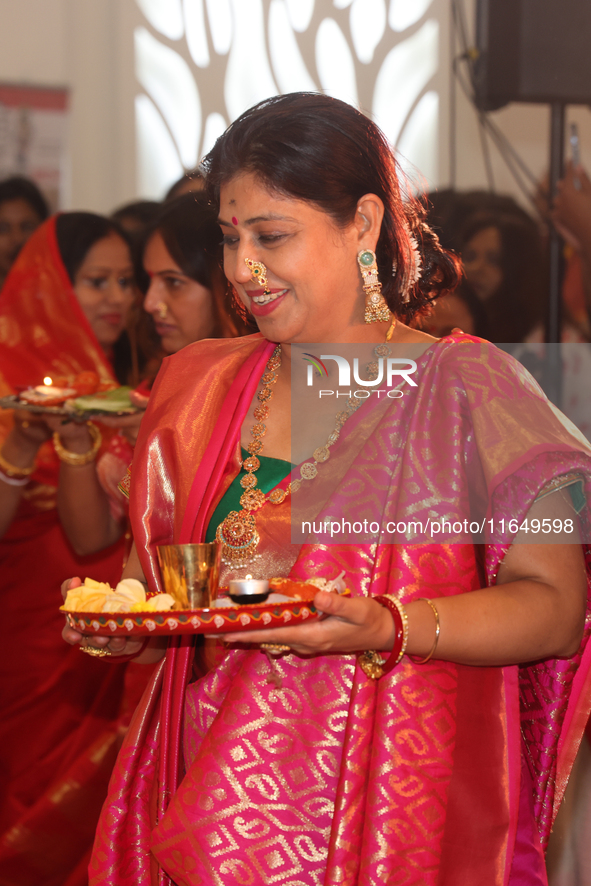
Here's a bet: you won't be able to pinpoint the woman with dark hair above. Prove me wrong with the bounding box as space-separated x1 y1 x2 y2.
110 199 161 240
0 212 137 885
459 210 547 342
0 175 50 289
52 194 251 559
62 94 591 886
142 192 248 353
164 167 205 201
55 212 136 384
458 209 591 437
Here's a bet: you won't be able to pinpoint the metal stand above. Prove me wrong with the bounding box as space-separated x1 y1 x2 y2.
543 102 565 405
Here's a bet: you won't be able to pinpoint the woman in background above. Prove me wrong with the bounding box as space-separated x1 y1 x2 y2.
0 175 49 289
458 208 591 438
459 210 547 342
0 212 137 886
53 193 251 560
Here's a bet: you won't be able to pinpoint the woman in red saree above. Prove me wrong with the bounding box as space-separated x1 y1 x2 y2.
53 193 252 559
70 95 591 885
0 214 140 886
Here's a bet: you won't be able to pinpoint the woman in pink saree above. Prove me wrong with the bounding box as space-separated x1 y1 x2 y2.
66 94 591 885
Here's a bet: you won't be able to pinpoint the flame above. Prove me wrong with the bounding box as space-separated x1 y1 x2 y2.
43 377 53 386
245 574 252 580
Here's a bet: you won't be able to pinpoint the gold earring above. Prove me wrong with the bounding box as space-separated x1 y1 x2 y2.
156 302 168 319
358 249 390 324
245 258 271 295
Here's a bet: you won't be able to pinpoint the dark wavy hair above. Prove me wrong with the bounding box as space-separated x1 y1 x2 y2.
137 193 252 345
459 211 546 342
55 212 130 283
203 92 461 321
0 175 50 220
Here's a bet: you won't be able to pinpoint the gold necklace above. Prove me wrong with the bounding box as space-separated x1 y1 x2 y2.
216 320 396 566
216 346 290 565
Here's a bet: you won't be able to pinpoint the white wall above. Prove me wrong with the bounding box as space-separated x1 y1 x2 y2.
132 0 449 200
0 0 588 215
0 0 137 213
0 0 67 84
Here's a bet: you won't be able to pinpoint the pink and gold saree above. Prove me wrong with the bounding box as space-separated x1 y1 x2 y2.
90 333 591 886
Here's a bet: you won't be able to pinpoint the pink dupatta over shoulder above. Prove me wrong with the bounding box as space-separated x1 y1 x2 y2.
90 334 591 886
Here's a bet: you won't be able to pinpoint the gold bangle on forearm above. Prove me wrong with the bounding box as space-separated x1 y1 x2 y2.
412 598 440 664
53 421 102 466
0 449 35 477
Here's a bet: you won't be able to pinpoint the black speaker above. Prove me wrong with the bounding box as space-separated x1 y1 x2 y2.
474 0 591 111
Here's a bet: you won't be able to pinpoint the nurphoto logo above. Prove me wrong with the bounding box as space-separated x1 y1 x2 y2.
304 353 418 400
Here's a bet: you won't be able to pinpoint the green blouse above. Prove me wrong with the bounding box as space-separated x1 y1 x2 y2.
205 448 292 542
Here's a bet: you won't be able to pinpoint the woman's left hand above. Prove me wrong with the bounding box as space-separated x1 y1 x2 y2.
220 590 395 655
99 409 146 447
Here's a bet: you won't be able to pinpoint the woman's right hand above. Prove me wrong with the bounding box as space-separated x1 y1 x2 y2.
61 576 146 657
45 416 93 453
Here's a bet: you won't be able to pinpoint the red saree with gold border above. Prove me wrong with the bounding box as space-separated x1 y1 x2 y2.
91 333 591 886
0 218 139 886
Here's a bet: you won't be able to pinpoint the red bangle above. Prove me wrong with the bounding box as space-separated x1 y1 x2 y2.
358 594 409 679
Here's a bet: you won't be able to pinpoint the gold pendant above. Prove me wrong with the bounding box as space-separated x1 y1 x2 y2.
216 510 260 565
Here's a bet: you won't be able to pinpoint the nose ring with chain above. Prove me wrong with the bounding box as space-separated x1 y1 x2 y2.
156 301 168 319
245 259 271 295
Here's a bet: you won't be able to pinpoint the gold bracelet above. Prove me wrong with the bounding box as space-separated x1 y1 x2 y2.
413 598 440 664
0 449 35 477
53 421 102 466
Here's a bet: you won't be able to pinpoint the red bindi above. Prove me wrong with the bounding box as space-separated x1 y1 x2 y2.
232 216 238 226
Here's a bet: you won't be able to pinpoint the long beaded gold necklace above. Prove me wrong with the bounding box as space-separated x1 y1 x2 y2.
215 346 288 565
216 320 396 566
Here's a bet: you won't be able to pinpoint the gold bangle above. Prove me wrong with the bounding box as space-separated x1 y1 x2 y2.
413 598 440 664
53 421 102 466
0 449 35 477
80 644 112 657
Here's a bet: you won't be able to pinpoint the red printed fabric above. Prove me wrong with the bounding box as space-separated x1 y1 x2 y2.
0 217 142 886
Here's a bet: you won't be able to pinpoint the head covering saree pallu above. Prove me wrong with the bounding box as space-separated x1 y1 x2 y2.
0 217 135 886
90 333 591 886
0 214 119 496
